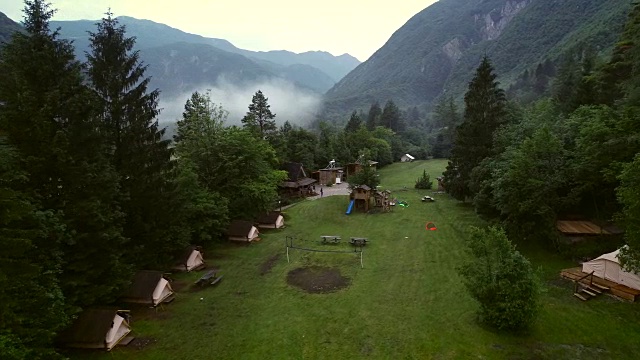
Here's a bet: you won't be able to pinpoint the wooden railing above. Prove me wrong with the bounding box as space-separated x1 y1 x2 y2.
574 271 594 293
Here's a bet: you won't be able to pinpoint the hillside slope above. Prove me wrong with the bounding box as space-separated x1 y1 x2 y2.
0 11 23 44
323 0 630 120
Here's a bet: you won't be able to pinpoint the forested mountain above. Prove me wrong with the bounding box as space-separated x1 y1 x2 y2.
323 0 631 120
0 11 23 43
48 16 358 93
51 16 360 82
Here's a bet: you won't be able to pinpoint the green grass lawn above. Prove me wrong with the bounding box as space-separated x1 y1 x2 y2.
68 160 640 360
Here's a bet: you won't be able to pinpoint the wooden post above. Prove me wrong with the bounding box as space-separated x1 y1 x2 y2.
286 246 290 263
360 250 363 269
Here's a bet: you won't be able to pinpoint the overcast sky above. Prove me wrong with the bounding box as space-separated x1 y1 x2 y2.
2 0 437 61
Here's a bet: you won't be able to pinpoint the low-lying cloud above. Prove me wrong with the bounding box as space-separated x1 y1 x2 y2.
157 76 322 127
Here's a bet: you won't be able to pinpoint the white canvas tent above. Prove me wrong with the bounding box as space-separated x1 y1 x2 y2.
257 211 285 229
59 309 131 351
582 249 640 291
122 271 174 306
174 246 205 272
228 220 260 242
401 154 415 162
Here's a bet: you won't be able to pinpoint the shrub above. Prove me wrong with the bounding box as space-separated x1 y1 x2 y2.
414 170 433 189
458 226 540 332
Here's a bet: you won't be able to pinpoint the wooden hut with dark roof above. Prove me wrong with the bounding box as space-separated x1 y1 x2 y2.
58 308 131 351
228 220 260 242
256 211 284 229
121 271 174 306
556 219 624 245
280 162 317 195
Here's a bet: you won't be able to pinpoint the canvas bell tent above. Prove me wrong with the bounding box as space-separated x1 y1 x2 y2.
122 271 174 306
174 246 205 272
400 154 415 162
228 220 260 242
256 211 285 229
58 308 131 351
582 249 640 291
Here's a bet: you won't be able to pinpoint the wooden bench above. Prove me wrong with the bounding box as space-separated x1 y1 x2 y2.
195 270 223 286
321 235 341 244
350 237 369 246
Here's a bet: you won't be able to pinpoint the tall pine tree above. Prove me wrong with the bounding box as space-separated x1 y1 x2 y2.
87 13 187 268
366 102 382 130
0 0 127 309
444 56 506 201
241 90 276 139
380 99 405 133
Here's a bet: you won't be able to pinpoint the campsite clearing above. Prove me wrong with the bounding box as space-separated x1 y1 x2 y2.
68 160 640 360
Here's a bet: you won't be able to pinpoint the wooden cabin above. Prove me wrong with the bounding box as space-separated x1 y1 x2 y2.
345 158 378 180
279 162 317 196
318 168 343 185
556 220 623 245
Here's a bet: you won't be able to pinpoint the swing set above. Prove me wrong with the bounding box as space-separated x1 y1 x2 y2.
285 236 365 268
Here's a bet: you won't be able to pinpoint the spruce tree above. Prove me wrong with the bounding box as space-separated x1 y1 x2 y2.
173 92 230 244
444 56 506 201
0 0 128 308
366 102 382 130
344 111 362 132
241 90 276 139
0 139 67 359
380 99 405 133
87 13 186 268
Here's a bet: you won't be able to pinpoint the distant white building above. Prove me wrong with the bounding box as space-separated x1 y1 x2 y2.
400 154 415 162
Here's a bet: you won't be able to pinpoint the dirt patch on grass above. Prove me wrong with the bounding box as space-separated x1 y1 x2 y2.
260 254 280 275
128 337 157 350
286 266 350 293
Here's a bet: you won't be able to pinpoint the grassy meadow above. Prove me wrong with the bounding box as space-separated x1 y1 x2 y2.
69 160 640 359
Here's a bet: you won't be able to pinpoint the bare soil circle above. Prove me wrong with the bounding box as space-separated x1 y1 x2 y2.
286 266 350 293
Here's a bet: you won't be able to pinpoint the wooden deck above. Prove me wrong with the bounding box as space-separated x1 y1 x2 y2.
560 267 640 302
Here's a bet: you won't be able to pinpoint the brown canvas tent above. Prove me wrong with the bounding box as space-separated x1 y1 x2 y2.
582 248 640 291
228 220 260 242
122 271 174 306
58 308 131 351
173 246 205 272
256 211 284 229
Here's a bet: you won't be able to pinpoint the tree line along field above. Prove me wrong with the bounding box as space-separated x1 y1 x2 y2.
68 160 640 360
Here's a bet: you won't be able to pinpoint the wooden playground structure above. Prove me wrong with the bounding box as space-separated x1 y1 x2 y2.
348 186 393 213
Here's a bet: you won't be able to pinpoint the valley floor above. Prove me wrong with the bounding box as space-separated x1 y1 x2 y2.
68 160 640 360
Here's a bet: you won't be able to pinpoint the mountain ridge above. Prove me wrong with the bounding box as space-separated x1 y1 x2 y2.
323 0 631 121
49 15 359 84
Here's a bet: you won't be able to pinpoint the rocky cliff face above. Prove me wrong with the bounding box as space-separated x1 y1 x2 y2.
322 0 629 122
476 0 530 41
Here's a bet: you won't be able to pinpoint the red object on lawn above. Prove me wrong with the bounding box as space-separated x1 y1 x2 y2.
426 222 437 231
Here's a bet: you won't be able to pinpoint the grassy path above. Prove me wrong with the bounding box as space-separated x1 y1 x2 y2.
69 160 640 360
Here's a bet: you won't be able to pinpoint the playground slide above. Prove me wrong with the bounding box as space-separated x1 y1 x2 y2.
346 199 355 215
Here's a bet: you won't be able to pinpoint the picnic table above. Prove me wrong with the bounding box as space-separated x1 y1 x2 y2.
350 237 369 246
321 235 341 244
194 269 223 286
